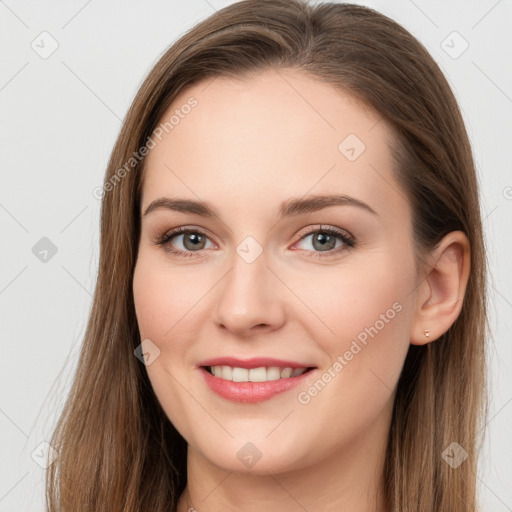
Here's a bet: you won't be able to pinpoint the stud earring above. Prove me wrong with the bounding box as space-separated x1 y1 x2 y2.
424 329 430 338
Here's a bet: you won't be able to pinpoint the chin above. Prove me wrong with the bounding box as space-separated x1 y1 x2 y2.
190 436 313 476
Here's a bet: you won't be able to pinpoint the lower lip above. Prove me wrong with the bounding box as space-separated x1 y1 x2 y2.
199 367 316 403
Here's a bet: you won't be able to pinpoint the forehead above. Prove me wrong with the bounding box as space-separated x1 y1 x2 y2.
141 68 408 222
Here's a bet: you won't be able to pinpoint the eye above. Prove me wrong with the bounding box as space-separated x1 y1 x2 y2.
154 227 215 258
293 225 355 258
154 224 355 259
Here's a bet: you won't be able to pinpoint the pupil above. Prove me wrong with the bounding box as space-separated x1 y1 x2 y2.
184 232 204 250
314 233 335 251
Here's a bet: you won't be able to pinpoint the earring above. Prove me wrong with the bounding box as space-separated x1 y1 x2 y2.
424 329 430 338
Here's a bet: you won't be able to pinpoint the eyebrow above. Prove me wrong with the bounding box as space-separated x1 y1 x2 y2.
142 194 378 219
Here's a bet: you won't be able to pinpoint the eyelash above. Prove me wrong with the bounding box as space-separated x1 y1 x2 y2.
154 225 356 259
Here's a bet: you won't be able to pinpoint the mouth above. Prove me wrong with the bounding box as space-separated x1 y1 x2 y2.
199 365 318 403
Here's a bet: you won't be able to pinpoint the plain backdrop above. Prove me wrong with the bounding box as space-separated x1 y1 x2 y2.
1 0 511 510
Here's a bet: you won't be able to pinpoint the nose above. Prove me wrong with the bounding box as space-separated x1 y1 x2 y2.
214 249 286 337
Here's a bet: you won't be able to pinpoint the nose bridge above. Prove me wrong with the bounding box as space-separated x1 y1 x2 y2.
214 240 285 334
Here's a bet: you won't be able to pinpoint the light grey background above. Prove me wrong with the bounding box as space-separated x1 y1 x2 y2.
1 0 511 510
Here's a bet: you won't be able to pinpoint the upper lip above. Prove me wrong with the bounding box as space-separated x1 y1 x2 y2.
197 357 316 370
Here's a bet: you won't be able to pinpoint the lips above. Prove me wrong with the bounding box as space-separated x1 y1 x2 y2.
197 356 317 403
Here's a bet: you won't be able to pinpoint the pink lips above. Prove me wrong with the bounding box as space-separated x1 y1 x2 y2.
196 357 317 403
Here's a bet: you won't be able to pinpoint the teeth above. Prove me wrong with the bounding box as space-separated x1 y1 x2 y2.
209 365 308 382
249 367 266 382
266 367 281 381
221 365 233 380
232 367 249 382
280 367 293 378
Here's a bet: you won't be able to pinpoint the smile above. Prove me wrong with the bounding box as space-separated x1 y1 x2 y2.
199 366 316 403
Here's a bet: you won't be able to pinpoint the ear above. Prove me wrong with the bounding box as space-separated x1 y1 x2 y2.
410 231 471 345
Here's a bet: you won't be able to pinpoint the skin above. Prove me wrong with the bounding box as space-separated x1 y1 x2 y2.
132 68 470 512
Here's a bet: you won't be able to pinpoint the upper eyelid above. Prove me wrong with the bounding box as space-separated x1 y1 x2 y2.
296 225 352 240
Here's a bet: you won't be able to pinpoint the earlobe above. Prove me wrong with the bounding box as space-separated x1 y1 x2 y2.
410 231 471 346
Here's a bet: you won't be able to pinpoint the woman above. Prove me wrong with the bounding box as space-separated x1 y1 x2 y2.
46 0 488 510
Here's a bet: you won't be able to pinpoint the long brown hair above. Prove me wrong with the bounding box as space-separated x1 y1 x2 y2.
46 1 488 510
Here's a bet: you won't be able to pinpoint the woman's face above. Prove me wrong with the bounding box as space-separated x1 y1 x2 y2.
133 68 419 474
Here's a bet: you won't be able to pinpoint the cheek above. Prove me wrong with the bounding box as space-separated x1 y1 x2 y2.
132 257 199 431
132 253 199 341
132 253 216 399
290 258 414 440
299 256 411 339
294 250 415 398
133 262 169 340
